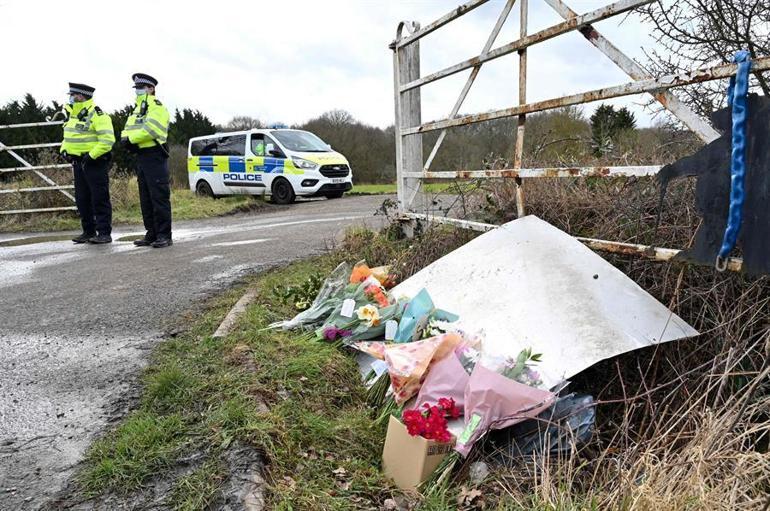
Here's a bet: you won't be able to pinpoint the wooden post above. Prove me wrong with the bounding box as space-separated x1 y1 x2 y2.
513 0 527 217
393 22 423 214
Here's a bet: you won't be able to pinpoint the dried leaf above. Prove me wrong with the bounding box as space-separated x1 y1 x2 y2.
382 498 398 510
457 486 484 509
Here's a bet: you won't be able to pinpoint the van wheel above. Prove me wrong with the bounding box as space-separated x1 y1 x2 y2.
325 191 344 199
271 178 296 204
196 180 216 198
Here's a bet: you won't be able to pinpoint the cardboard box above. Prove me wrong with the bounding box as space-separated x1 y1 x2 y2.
381 415 456 490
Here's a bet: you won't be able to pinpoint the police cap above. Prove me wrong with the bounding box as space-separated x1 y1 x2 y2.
68 82 95 98
132 73 158 88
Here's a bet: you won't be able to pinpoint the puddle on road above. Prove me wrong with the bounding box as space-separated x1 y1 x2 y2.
0 234 73 247
1 234 143 247
115 234 144 242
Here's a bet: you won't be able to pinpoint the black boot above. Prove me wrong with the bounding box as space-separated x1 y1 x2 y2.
133 237 155 247
72 232 95 244
151 237 173 248
88 234 112 244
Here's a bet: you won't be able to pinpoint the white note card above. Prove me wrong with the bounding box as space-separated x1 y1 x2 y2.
385 320 398 340
341 299 356 318
371 359 388 377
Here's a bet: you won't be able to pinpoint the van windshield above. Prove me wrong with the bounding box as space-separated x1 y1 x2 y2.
270 130 330 152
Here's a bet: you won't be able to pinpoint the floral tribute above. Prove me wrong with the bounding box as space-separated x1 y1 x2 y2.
322 326 352 341
401 397 461 443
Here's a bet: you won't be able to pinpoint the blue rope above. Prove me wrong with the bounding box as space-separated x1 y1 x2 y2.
716 50 752 271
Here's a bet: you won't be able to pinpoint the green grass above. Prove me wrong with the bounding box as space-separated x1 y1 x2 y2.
75 256 408 509
0 178 260 234
170 460 224 511
112 190 257 225
80 412 187 495
350 183 452 195
350 183 397 195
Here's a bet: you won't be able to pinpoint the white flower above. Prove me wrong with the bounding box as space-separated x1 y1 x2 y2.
356 304 381 327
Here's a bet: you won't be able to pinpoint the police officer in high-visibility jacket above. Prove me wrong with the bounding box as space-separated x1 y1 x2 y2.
60 82 116 244
120 73 173 248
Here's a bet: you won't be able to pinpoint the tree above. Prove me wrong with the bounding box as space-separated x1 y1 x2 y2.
225 116 264 131
640 0 770 118
613 107 637 132
297 110 395 183
0 94 63 169
590 105 637 156
110 104 136 173
319 109 354 129
168 108 218 145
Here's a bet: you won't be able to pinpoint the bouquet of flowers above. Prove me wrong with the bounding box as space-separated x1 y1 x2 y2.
315 275 405 343
268 262 352 330
349 261 396 289
455 346 555 457
394 289 458 343
498 347 543 387
384 332 464 404
270 261 399 336
402 397 461 443
413 335 481 413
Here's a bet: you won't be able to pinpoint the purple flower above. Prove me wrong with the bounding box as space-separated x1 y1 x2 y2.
323 327 352 341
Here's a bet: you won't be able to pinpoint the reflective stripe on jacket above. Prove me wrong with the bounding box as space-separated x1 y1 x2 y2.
121 94 170 148
60 99 115 158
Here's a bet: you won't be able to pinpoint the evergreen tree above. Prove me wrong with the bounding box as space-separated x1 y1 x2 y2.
168 109 218 145
590 104 637 156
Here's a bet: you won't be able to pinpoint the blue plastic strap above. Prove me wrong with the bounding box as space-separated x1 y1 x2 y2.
716 50 752 270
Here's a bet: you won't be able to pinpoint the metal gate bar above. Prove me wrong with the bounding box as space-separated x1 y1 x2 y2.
402 212 745 272
404 165 662 179
0 185 75 194
404 57 770 135
0 119 75 214
399 0 653 92
391 0 765 274
542 0 719 143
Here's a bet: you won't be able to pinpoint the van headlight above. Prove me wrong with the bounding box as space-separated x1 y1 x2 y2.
292 157 318 170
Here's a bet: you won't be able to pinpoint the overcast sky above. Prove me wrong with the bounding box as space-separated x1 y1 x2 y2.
0 0 666 128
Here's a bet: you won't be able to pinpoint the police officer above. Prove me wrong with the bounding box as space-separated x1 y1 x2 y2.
120 73 172 248
60 83 115 244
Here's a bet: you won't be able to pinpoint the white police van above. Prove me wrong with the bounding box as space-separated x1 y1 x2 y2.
187 128 353 204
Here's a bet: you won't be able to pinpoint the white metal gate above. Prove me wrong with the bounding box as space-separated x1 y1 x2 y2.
0 119 75 215
392 0 770 273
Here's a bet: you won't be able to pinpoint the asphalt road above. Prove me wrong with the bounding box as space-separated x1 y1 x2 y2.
0 195 390 510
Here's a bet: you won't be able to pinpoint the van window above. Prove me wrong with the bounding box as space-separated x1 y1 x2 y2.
216 135 246 156
250 134 265 156
191 138 217 156
271 130 329 152
263 135 285 158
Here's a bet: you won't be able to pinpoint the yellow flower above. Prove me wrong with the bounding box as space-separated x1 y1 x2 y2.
356 304 381 327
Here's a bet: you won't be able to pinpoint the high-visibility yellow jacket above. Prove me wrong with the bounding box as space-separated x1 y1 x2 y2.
60 99 115 158
121 94 170 149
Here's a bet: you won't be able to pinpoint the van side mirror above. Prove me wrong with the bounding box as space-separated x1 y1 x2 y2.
269 149 284 157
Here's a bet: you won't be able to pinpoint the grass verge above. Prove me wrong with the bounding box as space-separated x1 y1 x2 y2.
350 183 451 195
2 179 398 233
75 256 410 509
0 179 260 233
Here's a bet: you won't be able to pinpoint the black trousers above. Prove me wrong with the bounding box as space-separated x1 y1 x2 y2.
136 147 172 240
72 155 112 235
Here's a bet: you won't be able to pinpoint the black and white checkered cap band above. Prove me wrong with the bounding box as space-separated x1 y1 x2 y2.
69 86 94 96
134 77 155 87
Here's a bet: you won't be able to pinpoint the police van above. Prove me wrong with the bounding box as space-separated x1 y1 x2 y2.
187 128 353 204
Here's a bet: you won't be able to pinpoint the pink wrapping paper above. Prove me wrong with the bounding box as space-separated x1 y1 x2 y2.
353 341 390 360
413 352 470 413
455 363 556 457
384 333 463 404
